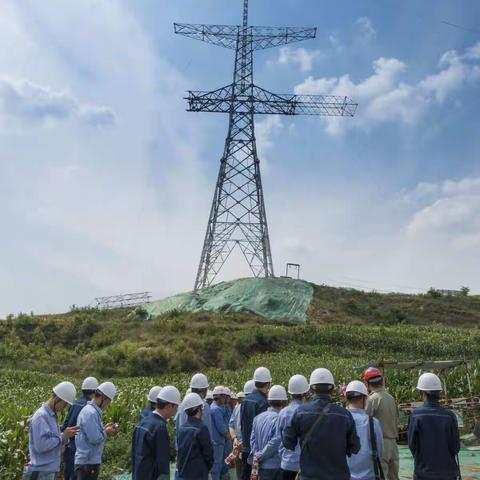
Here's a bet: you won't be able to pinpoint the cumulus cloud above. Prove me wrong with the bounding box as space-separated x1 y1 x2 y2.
355 17 376 41
294 42 480 135
277 47 321 72
0 75 115 127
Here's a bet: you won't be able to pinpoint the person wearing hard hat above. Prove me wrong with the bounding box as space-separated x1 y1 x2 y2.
240 368 272 480
61 377 99 480
210 386 230 480
408 373 460 480
345 381 384 480
229 391 247 480
222 387 235 478
206 390 214 406
177 393 214 480
132 385 181 480
140 386 163 422
363 367 399 480
284 368 360 480
250 385 288 480
23 382 79 480
74 382 118 480
277 375 310 480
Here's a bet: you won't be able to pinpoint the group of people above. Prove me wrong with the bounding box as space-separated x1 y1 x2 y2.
24 365 461 480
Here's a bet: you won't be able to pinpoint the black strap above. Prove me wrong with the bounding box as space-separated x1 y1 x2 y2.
369 416 385 480
300 403 331 450
456 454 462 480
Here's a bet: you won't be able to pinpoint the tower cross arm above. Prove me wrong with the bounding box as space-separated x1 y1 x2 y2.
174 23 316 50
185 85 358 117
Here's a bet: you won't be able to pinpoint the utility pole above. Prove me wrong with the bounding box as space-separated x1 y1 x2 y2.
175 0 357 290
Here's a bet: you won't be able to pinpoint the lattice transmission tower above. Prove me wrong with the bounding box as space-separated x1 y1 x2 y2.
175 0 357 290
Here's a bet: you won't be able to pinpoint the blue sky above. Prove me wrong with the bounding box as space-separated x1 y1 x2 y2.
0 0 479 316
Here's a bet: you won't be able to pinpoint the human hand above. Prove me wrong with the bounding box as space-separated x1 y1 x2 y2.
63 426 79 439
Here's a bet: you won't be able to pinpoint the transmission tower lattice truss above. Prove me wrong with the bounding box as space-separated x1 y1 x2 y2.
175 0 357 290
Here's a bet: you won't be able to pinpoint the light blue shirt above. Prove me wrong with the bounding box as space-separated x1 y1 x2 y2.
229 404 242 441
277 400 302 472
211 402 229 446
75 402 107 465
28 404 65 472
250 407 281 470
347 408 384 480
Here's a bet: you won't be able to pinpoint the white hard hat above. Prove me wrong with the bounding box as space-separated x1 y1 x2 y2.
230 392 237 400
244 380 255 395
310 368 335 386
288 375 310 395
181 392 204 411
147 386 162 403
158 385 181 405
268 385 288 401
237 392 246 399
206 390 213 400
253 367 272 383
81 377 99 391
98 382 117 400
417 373 442 392
190 373 209 389
346 380 368 397
224 387 232 397
213 385 227 396
53 381 77 406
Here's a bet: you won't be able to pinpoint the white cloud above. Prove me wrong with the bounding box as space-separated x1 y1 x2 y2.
0 75 115 127
277 47 321 72
355 17 376 41
294 42 480 135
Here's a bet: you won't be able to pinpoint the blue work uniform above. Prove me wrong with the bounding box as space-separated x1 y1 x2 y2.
223 405 233 475
177 401 212 441
210 402 229 480
277 400 302 474
408 399 460 480
139 405 155 422
250 407 282 479
347 408 384 480
229 404 242 441
61 395 90 480
26 404 65 474
283 394 360 480
75 402 106 467
240 389 269 456
132 411 171 480
177 417 214 480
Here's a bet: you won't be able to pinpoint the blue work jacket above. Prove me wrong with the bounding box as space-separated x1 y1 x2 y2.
277 400 302 472
28 404 65 472
177 417 214 480
408 400 460 480
250 407 281 470
62 395 89 450
283 394 360 480
139 406 155 422
75 402 106 465
132 411 171 480
210 402 229 446
347 408 384 480
229 404 242 441
240 389 269 454
177 400 213 442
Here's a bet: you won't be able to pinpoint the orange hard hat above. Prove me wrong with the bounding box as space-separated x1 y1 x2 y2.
363 367 383 383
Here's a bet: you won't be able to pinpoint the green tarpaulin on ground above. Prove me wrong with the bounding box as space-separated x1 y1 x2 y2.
145 277 314 322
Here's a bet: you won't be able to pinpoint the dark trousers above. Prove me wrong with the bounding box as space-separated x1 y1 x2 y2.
74 465 100 480
259 469 282 480
241 454 251 480
281 470 297 480
63 445 75 480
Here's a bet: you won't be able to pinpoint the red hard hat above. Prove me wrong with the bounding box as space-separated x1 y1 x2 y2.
363 367 383 383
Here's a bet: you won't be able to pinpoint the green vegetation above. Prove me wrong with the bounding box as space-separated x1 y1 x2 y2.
0 284 479 478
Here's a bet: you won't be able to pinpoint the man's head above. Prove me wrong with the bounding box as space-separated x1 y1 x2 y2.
363 367 384 393
147 386 162 409
93 382 117 410
237 392 245 404
206 390 214 405
190 373 209 400
268 385 288 411
50 381 77 413
345 380 368 410
156 386 181 419
288 374 310 402
253 367 272 393
182 392 204 419
212 386 228 405
417 372 442 402
310 368 335 396
81 377 99 400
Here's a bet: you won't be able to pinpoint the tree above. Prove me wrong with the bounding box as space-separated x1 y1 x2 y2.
460 286 470 297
